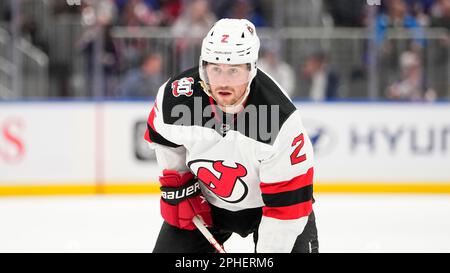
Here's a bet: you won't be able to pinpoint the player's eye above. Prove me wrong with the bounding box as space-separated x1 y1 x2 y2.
211 66 222 74
229 68 238 74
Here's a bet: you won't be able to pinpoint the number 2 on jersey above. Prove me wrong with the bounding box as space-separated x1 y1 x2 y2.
290 133 307 165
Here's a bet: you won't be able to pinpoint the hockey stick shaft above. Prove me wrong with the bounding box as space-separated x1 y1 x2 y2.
192 215 226 253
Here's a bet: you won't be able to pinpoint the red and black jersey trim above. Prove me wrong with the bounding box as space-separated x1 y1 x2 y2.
262 201 313 220
146 123 181 148
260 168 314 220
144 105 181 148
261 184 313 208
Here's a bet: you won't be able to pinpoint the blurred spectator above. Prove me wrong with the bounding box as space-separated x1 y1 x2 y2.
386 51 436 101
20 16 49 53
172 0 215 36
158 0 183 26
257 42 295 97
0 1 8 21
284 0 330 27
301 51 339 101
115 0 159 11
431 0 450 30
226 0 266 27
430 0 450 66
376 0 427 95
406 0 435 14
405 0 435 26
116 52 163 98
210 0 232 20
325 0 367 27
376 0 425 48
120 0 160 26
426 0 450 99
172 0 216 70
0 2 48 52
77 0 119 96
53 0 83 15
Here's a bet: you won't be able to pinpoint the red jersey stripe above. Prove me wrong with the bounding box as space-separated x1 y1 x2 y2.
144 128 152 143
144 105 157 143
147 106 157 132
260 167 314 194
262 200 312 220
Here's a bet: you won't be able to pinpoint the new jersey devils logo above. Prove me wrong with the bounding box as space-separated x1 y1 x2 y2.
171 77 194 97
188 160 248 203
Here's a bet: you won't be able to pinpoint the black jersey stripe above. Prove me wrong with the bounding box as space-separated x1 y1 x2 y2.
262 185 313 207
147 123 181 148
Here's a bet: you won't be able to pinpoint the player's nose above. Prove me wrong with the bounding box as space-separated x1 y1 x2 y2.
215 73 235 85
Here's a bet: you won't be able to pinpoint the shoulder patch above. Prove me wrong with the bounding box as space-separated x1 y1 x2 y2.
161 67 210 126
171 77 195 97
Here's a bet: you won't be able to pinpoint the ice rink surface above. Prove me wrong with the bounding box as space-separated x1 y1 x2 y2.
0 194 449 253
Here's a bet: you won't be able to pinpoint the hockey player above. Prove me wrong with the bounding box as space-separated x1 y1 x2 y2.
145 18 318 253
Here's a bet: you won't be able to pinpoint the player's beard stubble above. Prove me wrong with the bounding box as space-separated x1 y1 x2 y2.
210 83 248 111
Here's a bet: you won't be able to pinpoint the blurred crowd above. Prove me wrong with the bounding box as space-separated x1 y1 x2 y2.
1 0 450 101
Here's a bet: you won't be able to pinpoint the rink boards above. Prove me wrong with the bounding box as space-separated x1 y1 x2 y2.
1 100 449 196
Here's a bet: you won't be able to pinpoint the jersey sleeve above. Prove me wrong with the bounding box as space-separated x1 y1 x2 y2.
144 81 182 149
144 81 191 174
257 110 314 253
154 144 190 173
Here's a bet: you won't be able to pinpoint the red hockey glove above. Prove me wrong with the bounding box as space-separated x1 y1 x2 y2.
159 169 212 230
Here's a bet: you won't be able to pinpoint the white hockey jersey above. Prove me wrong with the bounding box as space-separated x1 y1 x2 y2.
144 67 315 252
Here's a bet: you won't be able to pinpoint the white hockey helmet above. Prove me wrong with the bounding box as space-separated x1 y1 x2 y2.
199 19 260 105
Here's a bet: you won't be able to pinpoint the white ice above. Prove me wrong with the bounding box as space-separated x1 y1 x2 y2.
0 194 449 253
